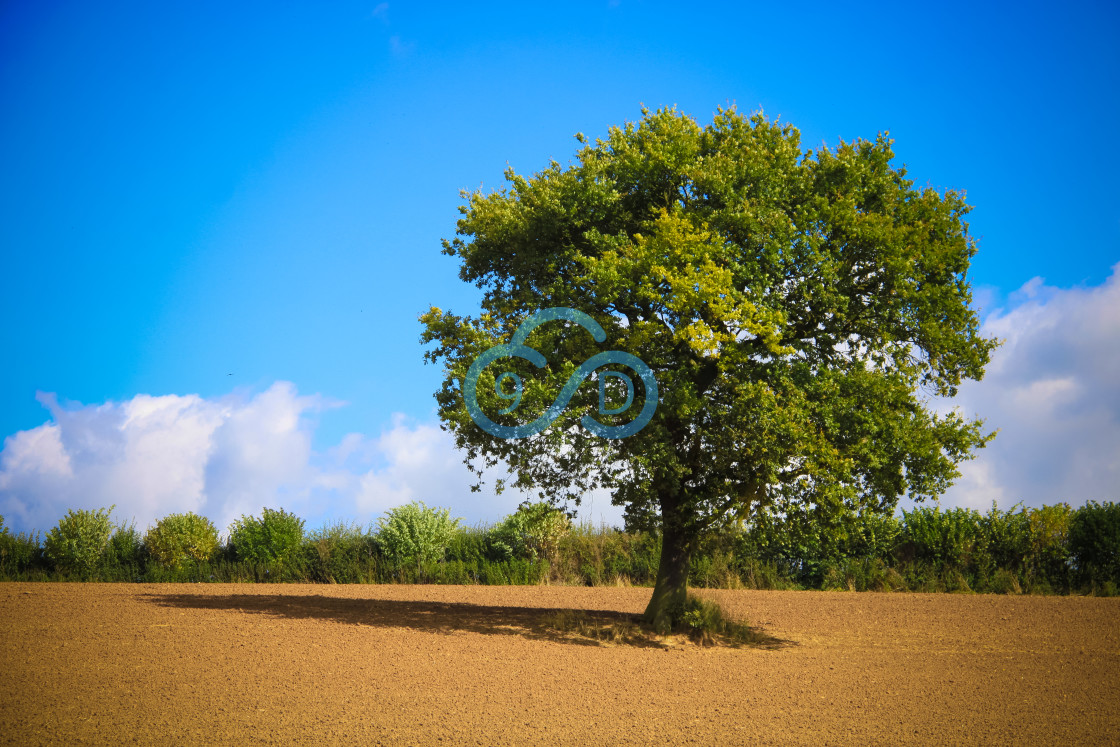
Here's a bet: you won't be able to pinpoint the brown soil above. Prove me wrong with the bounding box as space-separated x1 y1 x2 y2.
1 583 1117 745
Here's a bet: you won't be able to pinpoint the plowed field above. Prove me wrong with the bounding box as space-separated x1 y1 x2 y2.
1 583 1117 745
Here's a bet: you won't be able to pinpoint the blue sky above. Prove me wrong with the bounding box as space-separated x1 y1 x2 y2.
1 1 1118 534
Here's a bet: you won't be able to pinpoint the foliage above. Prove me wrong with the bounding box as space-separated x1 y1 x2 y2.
489 501 571 563
144 512 219 569
420 105 998 625
978 503 1031 573
302 521 376 583
1069 501 1120 590
0 516 43 576
228 507 306 565
2 501 1114 593
556 524 661 586
898 506 984 569
663 594 759 645
105 521 145 568
446 524 493 563
375 501 462 570
44 506 115 578
1025 503 1072 587
735 504 900 584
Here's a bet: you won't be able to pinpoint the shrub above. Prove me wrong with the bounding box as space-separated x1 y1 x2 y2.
734 503 859 584
303 521 376 583
843 510 902 561
988 568 1023 595
144 512 219 569
665 594 759 645
979 503 1031 573
1069 501 1120 589
899 506 983 569
1012 502 1071 590
689 548 743 589
228 507 306 565
375 501 461 571
490 502 571 564
736 557 794 590
445 525 492 564
105 521 145 567
44 506 115 578
0 516 43 577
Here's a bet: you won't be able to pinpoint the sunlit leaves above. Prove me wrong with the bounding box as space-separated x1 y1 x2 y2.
420 104 997 535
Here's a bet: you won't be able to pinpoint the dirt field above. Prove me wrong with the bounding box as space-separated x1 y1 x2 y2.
0 584 1117 745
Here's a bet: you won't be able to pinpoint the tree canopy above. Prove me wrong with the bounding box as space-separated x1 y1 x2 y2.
420 105 998 627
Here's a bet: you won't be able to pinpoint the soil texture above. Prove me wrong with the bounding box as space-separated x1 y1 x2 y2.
1 583 1117 745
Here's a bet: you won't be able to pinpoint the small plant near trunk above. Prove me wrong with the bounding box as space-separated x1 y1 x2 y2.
664 595 760 646
544 595 762 648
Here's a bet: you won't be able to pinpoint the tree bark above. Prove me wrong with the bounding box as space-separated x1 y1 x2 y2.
642 508 692 632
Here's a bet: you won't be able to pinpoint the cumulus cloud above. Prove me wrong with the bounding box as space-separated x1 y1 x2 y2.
0 383 323 535
0 382 623 535
935 263 1120 511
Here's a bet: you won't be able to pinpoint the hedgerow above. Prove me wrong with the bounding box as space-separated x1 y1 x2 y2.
1 500 1117 594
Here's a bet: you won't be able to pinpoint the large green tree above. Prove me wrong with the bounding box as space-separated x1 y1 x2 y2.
421 106 997 629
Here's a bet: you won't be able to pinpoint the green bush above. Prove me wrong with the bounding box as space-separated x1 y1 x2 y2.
228 507 306 565
144 512 219 569
843 511 902 561
1025 503 1072 589
375 501 461 571
663 594 758 645
732 503 888 584
899 506 983 569
104 521 145 569
302 521 376 583
987 568 1023 595
742 505 831 581
0 516 44 577
44 506 115 578
735 557 795 590
979 503 1031 573
446 525 492 564
489 502 571 564
1069 501 1120 590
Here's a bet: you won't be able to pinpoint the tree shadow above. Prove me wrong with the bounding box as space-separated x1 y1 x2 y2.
142 592 792 650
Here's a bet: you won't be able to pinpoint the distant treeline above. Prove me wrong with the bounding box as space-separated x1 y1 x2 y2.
1 500 1117 595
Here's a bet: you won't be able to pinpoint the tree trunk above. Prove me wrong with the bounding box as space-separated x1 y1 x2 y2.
642 515 692 632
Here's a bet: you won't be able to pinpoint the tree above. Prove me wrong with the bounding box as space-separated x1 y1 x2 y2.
420 106 998 630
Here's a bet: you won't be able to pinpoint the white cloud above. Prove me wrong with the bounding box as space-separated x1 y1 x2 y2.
934 263 1120 511
0 384 316 536
0 382 624 536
